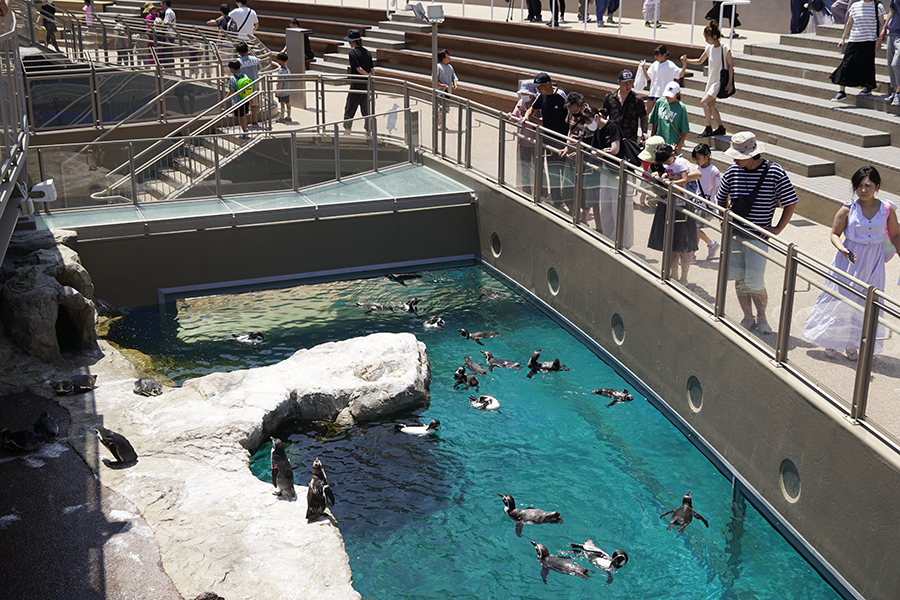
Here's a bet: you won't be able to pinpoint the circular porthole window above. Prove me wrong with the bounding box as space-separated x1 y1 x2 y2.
611 313 625 345
490 233 502 258
780 459 801 503
547 267 560 295
687 376 702 412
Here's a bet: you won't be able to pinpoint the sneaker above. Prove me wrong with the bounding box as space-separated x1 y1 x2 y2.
893 95 900 107
656 22 663 27
691 253 697 264
645 21 651 26
883 92 896 103
712 126 727 136
607 16 614 22
845 347 859 361
706 240 720 260
740 316 756 330
831 91 847 101
859 88 872 96
824 348 840 358
699 126 713 137
756 316 773 335
238 134 249 141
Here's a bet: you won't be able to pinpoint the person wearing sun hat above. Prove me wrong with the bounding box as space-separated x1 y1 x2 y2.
717 131 798 335
635 135 665 210
509 80 541 194
342 28 375 131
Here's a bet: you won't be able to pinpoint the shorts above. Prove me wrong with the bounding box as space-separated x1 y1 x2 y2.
647 96 659 103
233 102 249 117
277 94 290 103
728 234 768 292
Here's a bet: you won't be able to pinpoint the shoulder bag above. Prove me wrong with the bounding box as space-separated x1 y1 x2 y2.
717 45 735 99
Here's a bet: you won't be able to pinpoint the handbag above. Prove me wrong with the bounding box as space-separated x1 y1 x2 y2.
729 162 770 219
717 45 735 99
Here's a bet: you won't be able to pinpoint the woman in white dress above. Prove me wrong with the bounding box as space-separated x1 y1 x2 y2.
804 166 900 360
680 20 733 138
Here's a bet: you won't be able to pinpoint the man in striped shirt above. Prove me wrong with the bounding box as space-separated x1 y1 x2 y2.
717 132 798 335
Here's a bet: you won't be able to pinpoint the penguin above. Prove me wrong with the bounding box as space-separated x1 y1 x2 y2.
33 412 59 441
355 301 394 313
498 493 563 537
50 373 97 395
306 457 335 521
232 332 265 344
469 395 500 410
531 541 594 584
457 328 501 345
477 285 501 301
394 419 440 435
94 426 138 464
395 298 421 314
134 377 164 397
480 350 522 371
385 273 421 286
1 428 45 452
424 316 445 330
592 388 634 407
526 350 569 378
270 437 296 500
660 491 709 533
464 356 487 376
453 367 479 390
569 540 628 584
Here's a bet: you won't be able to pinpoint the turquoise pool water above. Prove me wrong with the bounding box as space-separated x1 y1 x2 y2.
110 267 841 599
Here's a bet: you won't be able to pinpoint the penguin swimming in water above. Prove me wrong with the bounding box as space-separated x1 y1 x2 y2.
498 493 563 537
463 356 487 376
526 350 569 378
355 301 394 313
134 377 164 397
395 298 421 314
232 332 265 344
50 374 97 395
95 426 138 464
592 388 634 407
424 316 445 330
457 328 501 345
385 273 421 286
395 419 440 435
661 491 709 533
0 428 45 452
480 350 522 371
569 540 628 584
477 285 501 301
33 412 59 441
270 437 296 500
531 541 594 584
306 457 336 520
453 367 479 390
469 395 500 410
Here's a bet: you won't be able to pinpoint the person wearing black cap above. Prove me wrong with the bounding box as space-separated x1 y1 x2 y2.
343 28 375 131
524 73 570 206
602 69 648 144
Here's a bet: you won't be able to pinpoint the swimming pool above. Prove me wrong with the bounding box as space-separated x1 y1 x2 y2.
109 266 842 599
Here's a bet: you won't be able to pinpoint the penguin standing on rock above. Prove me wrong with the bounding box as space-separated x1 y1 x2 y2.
95 426 138 464
33 412 59 441
661 491 709 532
592 388 634 407
531 541 594 584
306 458 335 521
270 437 296 500
134 377 164 397
569 540 628 584
50 374 97 395
498 493 563 537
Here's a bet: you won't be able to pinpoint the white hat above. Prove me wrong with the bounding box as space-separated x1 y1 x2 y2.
663 81 681 99
724 131 766 159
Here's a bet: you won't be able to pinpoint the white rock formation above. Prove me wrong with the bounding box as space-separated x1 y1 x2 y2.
58 332 431 600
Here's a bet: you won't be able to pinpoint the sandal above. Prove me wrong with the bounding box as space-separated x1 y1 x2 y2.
824 348 840 359
845 348 859 361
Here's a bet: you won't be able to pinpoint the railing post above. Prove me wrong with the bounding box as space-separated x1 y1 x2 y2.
714 212 734 319
291 131 298 192
572 144 583 227
372 116 379 171
406 109 415 164
533 130 543 204
334 123 341 182
155 55 165 121
615 159 627 251
850 286 879 421
660 181 675 281
464 100 472 169
128 141 138 204
431 87 438 155
456 99 463 164
403 80 410 110
775 244 798 364
91 64 102 128
213 136 222 198
498 118 506 186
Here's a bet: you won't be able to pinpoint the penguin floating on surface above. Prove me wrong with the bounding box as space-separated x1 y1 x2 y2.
33 412 59 441
50 374 97 395
469 395 500 410
424 316 446 330
457 328 501 345
1 428 45 452
569 540 628 584
395 298 421 314
306 458 336 521
453 366 479 390
232 332 265 344
592 388 634 407
526 350 569 378
480 350 522 371
395 419 440 435
385 273 422 286
531 541 594 584
661 491 709 532
463 356 487 376
270 437 296 500
95 426 138 464
355 302 393 313
134 377 164 397
477 285 502 301
498 493 563 537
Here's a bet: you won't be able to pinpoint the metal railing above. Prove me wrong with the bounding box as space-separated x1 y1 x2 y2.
1 10 28 186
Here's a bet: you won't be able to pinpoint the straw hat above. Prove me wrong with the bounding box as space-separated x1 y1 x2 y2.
724 131 766 159
638 136 666 162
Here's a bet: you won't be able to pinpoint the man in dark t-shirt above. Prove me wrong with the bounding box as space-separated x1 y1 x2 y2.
343 28 375 131
524 73 569 205
602 69 647 143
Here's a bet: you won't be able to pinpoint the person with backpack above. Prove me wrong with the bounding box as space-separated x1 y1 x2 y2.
227 0 258 40
236 41 260 127
226 58 251 139
207 4 231 31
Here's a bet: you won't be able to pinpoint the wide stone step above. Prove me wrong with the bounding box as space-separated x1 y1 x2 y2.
310 58 353 76
369 24 412 42
778 32 889 59
732 52 892 88
376 18 433 33
337 37 406 51
744 42 891 77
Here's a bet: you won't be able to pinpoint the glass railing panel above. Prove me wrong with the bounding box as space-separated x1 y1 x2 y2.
34 142 135 208
467 107 499 178
217 133 293 197
295 130 339 189
96 70 159 124
862 295 900 443
29 74 95 129
373 111 409 172
671 192 722 310
503 116 536 199
625 168 666 272
535 130 574 218
338 117 374 180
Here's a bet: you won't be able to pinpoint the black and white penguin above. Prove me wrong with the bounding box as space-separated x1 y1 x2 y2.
469 395 500 410
526 350 569 378
50 373 97 395
531 541 594 584
480 350 522 371
385 273 421 286
95 426 138 464
1 428 45 452
457 328 501 345
134 377 164 397
395 298 421 314
464 356 487 376
232 332 265 344
569 540 628 584
592 388 634 407
355 301 394 313
453 367 479 390
270 437 296 500
394 419 440 435
477 285 501 301
33 412 59 441
424 316 446 330
306 457 335 521
498 493 563 537
660 491 709 532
